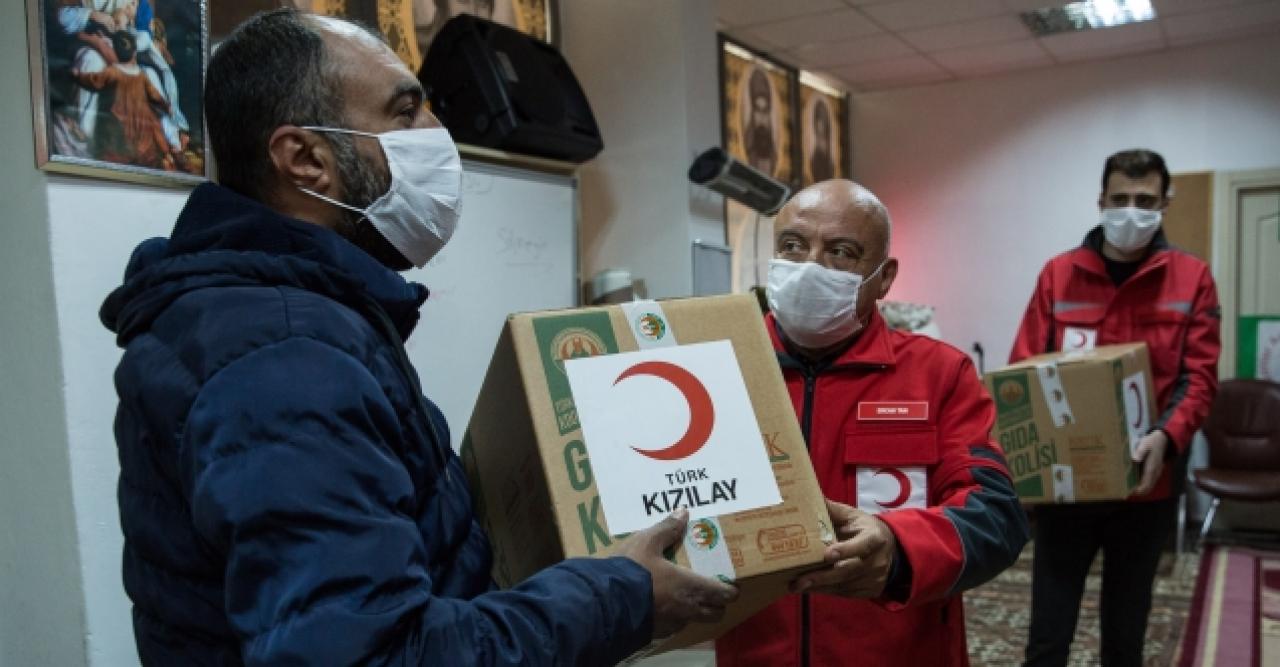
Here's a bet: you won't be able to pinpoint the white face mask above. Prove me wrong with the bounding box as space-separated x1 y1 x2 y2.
300 126 463 268
1100 206 1161 254
767 258 886 350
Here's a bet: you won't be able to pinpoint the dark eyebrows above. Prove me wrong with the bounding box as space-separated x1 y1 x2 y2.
826 236 865 255
386 79 425 113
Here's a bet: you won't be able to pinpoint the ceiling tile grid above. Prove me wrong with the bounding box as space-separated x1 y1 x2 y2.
717 0 1280 91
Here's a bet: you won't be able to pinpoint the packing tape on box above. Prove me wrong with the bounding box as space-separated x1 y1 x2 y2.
1035 362 1075 428
622 300 679 349
1121 370 1151 460
621 300 737 582
684 516 736 583
1051 464 1075 503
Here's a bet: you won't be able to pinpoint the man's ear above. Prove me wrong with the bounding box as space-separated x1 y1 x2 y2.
876 258 898 300
268 125 334 196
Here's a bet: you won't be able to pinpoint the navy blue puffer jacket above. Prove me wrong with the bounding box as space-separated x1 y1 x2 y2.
101 183 652 666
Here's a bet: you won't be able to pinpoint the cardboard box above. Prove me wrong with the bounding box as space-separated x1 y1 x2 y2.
983 343 1157 504
460 294 831 655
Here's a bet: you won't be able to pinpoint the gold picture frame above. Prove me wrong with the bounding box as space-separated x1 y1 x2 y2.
28 0 209 187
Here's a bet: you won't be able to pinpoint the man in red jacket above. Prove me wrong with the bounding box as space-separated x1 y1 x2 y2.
716 180 1029 666
1013 149 1221 667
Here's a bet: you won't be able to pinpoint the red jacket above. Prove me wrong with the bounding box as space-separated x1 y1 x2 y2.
716 311 1029 667
1009 228 1221 500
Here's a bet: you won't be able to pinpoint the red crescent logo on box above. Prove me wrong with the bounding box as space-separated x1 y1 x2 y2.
1127 380 1143 429
614 361 715 461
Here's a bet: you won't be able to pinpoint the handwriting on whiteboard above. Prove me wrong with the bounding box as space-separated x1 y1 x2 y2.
497 227 549 261
463 172 495 195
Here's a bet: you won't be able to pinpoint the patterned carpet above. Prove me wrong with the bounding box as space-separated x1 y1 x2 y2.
965 545 1199 666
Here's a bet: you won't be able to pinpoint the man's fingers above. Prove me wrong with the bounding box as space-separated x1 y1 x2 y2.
695 604 728 623
1133 458 1160 496
791 557 863 593
649 508 690 548
672 566 738 606
825 527 884 563
825 498 858 524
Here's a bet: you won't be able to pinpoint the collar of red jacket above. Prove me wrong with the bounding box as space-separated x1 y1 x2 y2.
766 307 897 371
1071 224 1172 279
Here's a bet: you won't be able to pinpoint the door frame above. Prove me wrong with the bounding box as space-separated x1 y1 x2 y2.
1212 167 1280 378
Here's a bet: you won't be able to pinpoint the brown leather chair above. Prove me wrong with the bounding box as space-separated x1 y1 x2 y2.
1194 379 1280 544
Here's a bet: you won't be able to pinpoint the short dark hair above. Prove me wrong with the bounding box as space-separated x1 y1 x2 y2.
204 9 347 201
111 30 137 63
1101 149 1170 197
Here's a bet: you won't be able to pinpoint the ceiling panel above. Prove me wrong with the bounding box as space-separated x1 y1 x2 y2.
1039 20 1166 58
715 0 846 28
743 8 884 48
715 0 1280 92
786 33 919 68
1152 0 1261 16
899 14 1032 52
1001 0 1061 11
859 0 1009 31
931 39 1055 75
833 54 952 84
1162 1 1280 42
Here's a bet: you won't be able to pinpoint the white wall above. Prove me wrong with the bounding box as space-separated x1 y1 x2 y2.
47 179 189 666
851 32 1280 366
561 0 724 299
0 0 87 665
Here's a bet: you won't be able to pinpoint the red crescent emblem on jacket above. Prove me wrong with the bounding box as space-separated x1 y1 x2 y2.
873 467 911 509
615 361 715 461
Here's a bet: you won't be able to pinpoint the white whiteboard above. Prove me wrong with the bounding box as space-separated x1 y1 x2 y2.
402 160 577 448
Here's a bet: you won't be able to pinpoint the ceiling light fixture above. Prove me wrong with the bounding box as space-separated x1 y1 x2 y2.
1021 0 1156 36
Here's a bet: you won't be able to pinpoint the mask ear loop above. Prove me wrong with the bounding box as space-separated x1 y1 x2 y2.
294 125 384 224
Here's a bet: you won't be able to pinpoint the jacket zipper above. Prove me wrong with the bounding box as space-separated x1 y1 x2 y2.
800 372 817 667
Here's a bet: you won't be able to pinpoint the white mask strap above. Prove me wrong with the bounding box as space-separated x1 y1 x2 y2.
300 125 381 140
295 126 382 220
297 186 368 219
864 258 888 283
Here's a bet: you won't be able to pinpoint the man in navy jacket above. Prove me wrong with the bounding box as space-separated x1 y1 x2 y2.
101 9 734 665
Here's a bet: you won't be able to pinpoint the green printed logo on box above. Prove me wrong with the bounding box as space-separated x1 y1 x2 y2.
993 371 1033 429
533 312 620 435
1015 475 1045 499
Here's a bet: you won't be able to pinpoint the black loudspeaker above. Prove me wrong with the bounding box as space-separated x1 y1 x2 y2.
420 15 603 163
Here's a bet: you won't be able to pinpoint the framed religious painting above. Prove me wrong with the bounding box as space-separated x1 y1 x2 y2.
798 71 849 187
409 0 557 71
211 1 557 74
719 35 798 293
28 0 209 186
719 35 797 188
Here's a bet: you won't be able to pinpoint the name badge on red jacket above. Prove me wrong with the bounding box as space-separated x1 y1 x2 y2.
856 401 929 421
856 467 927 514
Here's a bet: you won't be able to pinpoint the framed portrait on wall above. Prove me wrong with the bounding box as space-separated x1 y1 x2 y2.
719 35 798 293
411 0 557 60
798 73 849 186
210 1 556 74
28 0 209 186
719 35 797 187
